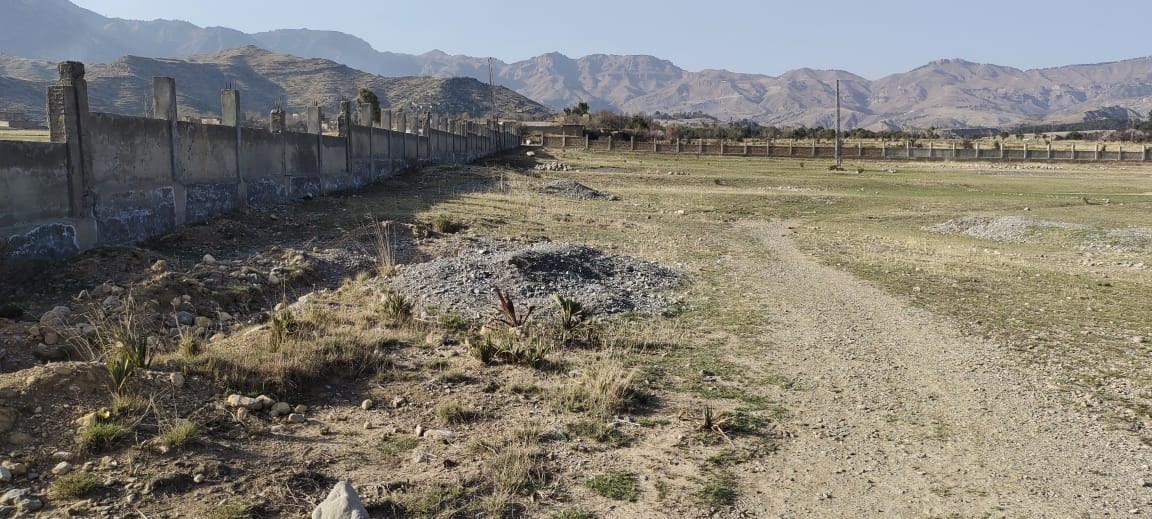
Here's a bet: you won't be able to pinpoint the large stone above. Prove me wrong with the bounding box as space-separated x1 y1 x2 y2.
311 481 369 519
0 488 30 505
226 394 263 411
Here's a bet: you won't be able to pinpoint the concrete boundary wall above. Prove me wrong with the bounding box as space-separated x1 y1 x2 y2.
542 135 1152 163
1 62 519 261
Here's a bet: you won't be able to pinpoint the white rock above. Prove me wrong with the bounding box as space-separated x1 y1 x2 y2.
51 451 74 462
51 462 72 475
287 413 306 424
311 481 369 519
170 372 185 387
294 405 309 414
255 395 277 410
360 399 374 411
202 254 216 264
226 394 262 411
194 317 213 329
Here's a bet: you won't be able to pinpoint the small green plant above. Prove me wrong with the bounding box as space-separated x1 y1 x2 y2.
369 218 398 277
436 399 480 425
560 360 637 420
154 419 198 450
432 214 463 234
209 499 256 519
381 292 414 324
585 471 639 502
377 434 419 464
105 350 134 395
696 471 738 508
50 471 100 499
79 422 130 452
473 329 552 367
493 287 534 328
552 293 599 345
268 310 299 352
551 509 596 519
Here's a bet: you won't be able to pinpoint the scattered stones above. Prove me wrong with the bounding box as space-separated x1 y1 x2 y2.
256 395 277 410
294 405 309 414
533 161 575 172
390 396 406 409
311 481 369 519
286 413 306 424
51 461 73 475
542 179 619 201
3 462 27 476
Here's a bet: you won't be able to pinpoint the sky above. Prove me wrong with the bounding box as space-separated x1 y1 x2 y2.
70 0 1152 79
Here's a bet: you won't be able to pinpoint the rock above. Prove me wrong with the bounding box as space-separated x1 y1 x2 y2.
151 260 168 273
422 429 455 440
102 296 122 311
235 408 250 421
294 405 309 414
193 474 206 484
0 488 29 505
0 467 10 482
18 497 43 512
311 481 369 519
268 273 282 286
274 302 288 312
76 323 97 337
170 372 185 388
360 399 374 411
52 461 73 475
52 451 74 462
255 395 277 410
525 151 536 157
271 402 292 417
202 254 216 264
218 312 233 322
287 413 306 424
4 462 27 476
40 306 71 328
43 331 60 345
32 344 68 361
194 316 213 329
7 431 33 445
175 311 196 326
226 394 263 411
269 425 287 434
390 397 406 409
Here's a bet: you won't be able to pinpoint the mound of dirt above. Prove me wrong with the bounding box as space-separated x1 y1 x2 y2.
1081 227 1152 253
542 179 620 201
382 239 681 318
928 216 1088 242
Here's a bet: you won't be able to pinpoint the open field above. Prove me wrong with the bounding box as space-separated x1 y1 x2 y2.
0 128 50 142
1 151 1151 517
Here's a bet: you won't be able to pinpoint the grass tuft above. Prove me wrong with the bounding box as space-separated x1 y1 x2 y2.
585 471 639 502
50 471 100 499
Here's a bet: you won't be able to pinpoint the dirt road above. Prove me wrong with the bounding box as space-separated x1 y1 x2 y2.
736 220 1149 517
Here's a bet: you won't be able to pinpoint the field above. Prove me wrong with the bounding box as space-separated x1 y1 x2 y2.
0 128 50 142
1 150 1151 517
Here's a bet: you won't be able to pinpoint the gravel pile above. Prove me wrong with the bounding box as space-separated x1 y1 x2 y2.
534 162 576 172
542 179 620 201
383 239 682 318
1080 227 1152 253
928 216 1087 242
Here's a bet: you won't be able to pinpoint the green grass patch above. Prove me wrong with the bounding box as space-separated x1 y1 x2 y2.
585 471 640 502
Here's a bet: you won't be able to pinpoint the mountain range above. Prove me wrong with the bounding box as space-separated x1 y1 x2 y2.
4 0 1152 129
0 48 553 123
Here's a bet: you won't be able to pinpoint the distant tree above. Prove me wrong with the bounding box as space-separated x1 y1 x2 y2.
563 102 590 118
998 131 1010 140
356 88 382 123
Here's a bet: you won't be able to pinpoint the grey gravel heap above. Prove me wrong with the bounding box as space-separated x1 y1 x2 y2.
383 239 682 319
542 179 620 201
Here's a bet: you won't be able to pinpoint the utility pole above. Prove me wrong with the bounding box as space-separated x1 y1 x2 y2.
835 79 842 168
488 58 497 124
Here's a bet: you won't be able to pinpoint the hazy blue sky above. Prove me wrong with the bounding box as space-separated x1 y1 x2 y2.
71 0 1152 79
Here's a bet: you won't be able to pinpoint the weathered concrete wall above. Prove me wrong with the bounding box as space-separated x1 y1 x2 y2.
2 66 520 261
0 141 70 228
87 113 172 186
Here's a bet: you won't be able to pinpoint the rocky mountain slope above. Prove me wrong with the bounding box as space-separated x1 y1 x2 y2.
4 0 1152 129
0 47 553 122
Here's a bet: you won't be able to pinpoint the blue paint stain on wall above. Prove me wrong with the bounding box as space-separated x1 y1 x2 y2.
95 188 176 246
186 183 240 223
6 223 79 259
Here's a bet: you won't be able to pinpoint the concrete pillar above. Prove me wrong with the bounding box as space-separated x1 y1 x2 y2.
699 139 703 154
221 89 240 127
881 142 885 158
676 139 682 153
397 110 407 134
358 102 373 127
1047 143 1052 160
906 139 912 159
339 101 352 137
48 61 95 223
743 143 748 156
584 134 589 151
153 77 178 122
561 134 567 148
1094 144 1100 161
306 105 322 135
269 107 285 134
220 89 242 192
1071 143 1076 160
788 139 793 157
719 140 725 155
383 110 393 131
607 134 613 151
1023 143 1028 160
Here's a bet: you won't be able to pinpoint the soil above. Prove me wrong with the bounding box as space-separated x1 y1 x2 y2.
0 158 1149 517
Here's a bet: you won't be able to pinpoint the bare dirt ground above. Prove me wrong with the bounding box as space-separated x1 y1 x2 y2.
735 221 1149 516
1 153 1150 518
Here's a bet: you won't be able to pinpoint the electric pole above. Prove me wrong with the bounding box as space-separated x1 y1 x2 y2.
488 58 497 124
835 79 842 168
